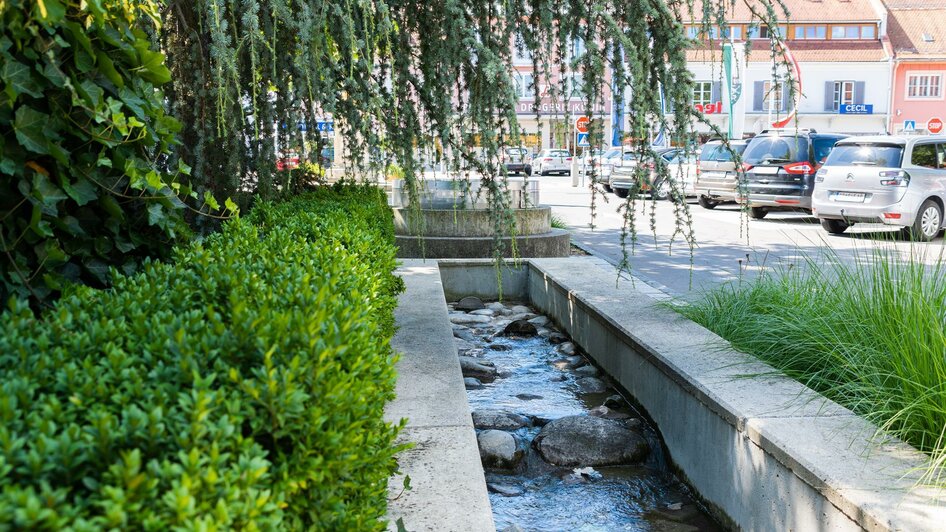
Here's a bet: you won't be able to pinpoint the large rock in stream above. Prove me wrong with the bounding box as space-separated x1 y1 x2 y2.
456 296 486 311
478 430 522 469
459 356 497 382
533 415 649 466
472 409 532 430
501 319 538 337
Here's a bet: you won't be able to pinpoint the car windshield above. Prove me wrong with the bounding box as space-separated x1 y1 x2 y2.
824 145 904 168
603 148 622 159
505 148 528 156
743 136 808 165
622 152 638 161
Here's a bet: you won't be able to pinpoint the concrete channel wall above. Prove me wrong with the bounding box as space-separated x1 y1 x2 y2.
433 257 946 531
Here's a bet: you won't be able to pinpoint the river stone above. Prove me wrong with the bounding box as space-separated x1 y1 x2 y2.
515 393 543 401
536 327 551 338
459 356 497 382
502 319 537 337
589 405 631 420
450 314 492 325
565 355 584 367
557 342 577 356
549 374 567 382
487 483 524 497
453 328 477 343
528 315 550 327
454 338 476 353
507 312 537 322
533 415 649 466
510 305 531 314
456 296 486 311
486 302 506 312
488 343 511 351
464 377 484 390
472 410 531 430
574 364 598 377
576 377 608 394
548 332 569 344
478 430 522 469
470 309 495 316
604 394 625 408
502 525 527 532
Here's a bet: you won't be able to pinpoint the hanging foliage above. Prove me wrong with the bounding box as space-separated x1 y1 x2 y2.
0 0 235 306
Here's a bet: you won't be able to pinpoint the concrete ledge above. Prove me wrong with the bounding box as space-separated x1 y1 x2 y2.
395 229 570 258
385 260 494 532
434 257 946 531
393 207 553 237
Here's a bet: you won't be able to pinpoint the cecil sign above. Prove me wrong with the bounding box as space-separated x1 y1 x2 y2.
839 104 873 115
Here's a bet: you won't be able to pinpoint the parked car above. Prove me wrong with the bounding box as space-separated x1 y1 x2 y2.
579 148 607 176
597 148 624 190
609 147 678 199
693 139 751 209
741 129 848 219
812 136 946 240
648 149 699 200
502 147 532 176
533 149 574 175
276 152 301 171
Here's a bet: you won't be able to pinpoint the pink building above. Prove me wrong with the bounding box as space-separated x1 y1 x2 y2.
885 0 946 134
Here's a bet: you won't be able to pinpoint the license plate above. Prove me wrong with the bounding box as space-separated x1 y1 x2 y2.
753 166 779 175
833 192 866 203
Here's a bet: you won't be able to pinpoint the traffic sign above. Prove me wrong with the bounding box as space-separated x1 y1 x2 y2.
576 132 590 147
904 120 917 132
575 116 590 133
316 121 334 133
928 117 944 135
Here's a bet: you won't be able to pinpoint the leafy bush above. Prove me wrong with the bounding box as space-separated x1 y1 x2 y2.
0 0 198 305
0 186 403 529
678 245 946 483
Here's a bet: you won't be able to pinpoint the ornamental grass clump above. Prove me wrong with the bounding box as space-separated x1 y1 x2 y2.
0 186 403 530
679 244 946 484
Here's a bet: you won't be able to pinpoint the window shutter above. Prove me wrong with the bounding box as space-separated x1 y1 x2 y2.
753 81 765 111
711 82 722 104
854 81 866 105
824 81 836 112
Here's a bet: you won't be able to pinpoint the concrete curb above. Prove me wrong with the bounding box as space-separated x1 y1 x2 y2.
436 257 946 531
385 260 495 532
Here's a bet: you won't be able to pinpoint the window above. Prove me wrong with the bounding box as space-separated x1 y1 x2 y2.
566 74 584 99
513 33 532 63
514 72 534 99
906 73 943 99
692 81 713 106
572 36 586 59
832 25 866 40
794 25 826 39
833 81 855 111
763 81 784 111
912 143 939 168
748 25 787 39
861 25 876 39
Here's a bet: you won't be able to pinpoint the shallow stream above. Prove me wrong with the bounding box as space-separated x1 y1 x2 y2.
450 298 721 532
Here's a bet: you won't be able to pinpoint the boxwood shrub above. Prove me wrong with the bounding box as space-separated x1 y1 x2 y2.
0 185 404 530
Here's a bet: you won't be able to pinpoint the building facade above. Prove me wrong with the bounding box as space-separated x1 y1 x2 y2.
884 0 946 135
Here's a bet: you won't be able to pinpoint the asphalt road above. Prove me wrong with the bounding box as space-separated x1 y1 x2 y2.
539 174 946 300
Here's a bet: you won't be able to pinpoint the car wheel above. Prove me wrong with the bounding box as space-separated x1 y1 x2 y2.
652 180 671 201
906 199 942 241
614 188 629 199
525 167 532 177
748 206 768 220
698 195 718 210
820 219 849 235
603 184 613 193
539 170 548 176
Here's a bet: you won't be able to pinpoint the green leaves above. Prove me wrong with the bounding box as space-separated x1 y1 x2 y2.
14 107 49 154
1 0 192 304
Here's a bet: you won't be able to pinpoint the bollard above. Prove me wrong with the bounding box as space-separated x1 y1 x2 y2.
571 158 579 187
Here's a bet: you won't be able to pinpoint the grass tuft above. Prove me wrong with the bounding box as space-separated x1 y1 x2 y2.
678 242 946 484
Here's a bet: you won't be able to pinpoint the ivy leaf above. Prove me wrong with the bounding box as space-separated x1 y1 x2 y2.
95 51 124 88
133 40 171 84
224 198 239 215
147 203 165 226
203 191 220 211
35 0 66 22
14 107 50 154
2 60 41 99
62 177 98 206
33 173 68 209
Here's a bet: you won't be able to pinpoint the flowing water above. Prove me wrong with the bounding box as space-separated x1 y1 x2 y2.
452 300 722 532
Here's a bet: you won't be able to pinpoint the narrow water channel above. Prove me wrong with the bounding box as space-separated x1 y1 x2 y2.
449 297 722 532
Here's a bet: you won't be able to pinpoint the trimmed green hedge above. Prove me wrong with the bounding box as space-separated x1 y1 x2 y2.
0 185 403 530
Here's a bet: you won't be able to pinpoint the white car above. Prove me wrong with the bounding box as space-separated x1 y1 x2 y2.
648 149 699 200
533 149 574 175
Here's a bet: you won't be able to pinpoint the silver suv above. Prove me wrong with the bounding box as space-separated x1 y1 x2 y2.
693 140 751 209
812 135 946 240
